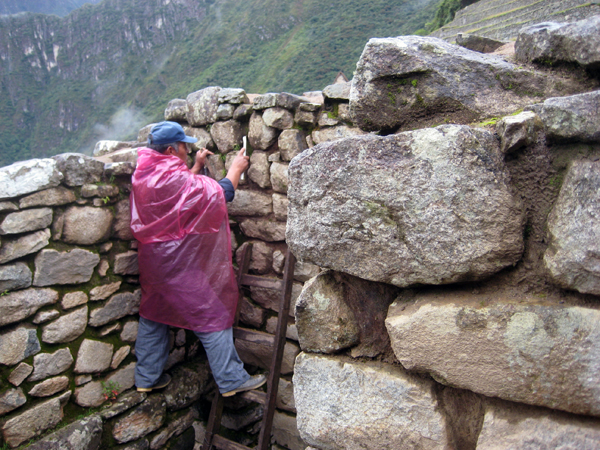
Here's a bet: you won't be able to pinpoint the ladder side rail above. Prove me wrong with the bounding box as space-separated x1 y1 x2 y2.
202 393 225 450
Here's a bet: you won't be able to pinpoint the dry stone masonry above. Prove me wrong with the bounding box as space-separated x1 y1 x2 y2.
1 13 600 450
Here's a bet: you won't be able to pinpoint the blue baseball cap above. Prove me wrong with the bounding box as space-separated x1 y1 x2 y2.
148 121 198 145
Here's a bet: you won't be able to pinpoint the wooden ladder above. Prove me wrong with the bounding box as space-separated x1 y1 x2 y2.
202 243 297 450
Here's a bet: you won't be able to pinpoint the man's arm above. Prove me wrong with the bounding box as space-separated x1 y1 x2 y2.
225 147 250 189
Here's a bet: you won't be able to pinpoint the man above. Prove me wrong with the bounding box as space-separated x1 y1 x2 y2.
130 121 265 397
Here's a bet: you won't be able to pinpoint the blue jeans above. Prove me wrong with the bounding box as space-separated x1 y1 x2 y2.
135 317 250 394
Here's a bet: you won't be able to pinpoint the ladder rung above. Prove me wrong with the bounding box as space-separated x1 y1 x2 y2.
240 274 283 290
233 327 275 346
212 435 251 450
239 389 266 404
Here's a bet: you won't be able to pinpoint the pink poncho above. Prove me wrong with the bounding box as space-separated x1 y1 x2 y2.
130 148 238 332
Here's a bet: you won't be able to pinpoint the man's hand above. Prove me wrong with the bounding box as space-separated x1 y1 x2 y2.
226 147 250 189
191 148 214 174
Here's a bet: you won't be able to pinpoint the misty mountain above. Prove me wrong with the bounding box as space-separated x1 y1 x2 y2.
0 0 103 17
0 0 440 166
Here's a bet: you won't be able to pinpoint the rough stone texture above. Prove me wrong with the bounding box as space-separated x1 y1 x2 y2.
149 409 195 449
0 208 53 235
61 206 113 245
104 161 135 177
81 184 119 198
240 218 286 242
99 322 122 337
496 111 543 154
0 201 18 212
28 376 70 397
294 353 451 450
219 88 248 104
165 98 188 122
253 92 305 111
114 251 139 275
112 199 134 241
515 16 600 70
311 125 365 145
61 291 88 309
249 112 279 150
544 159 600 295
100 391 146 420
210 119 244 153
251 282 302 317
41 306 88 344
113 395 167 443
295 271 360 354
26 414 103 450
263 107 294 129
90 281 121 301
270 161 288 194
350 36 585 132
233 103 254 121
93 140 135 157
29 348 74 382
186 86 221 126
8 363 33 386
277 378 296 413
222 403 263 431
217 101 235 120
33 309 60 324
0 388 26 416
527 90 600 143
287 126 524 287
1 396 64 447
240 297 267 328
74 363 136 408
247 151 272 188
272 193 288 221
456 33 506 53
111 346 131 369
0 228 51 264
279 129 308 162
89 290 141 327
227 189 272 216
272 411 306 450
293 260 320 283
0 287 58 327
266 317 298 341
318 112 340 127
163 362 211 411
236 339 299 375
33 249 100 286
184 126 215 152
52 153 104 186
323 82 351 100
75 339 114 374
477 397 600 449
385 293 600 417
121 320 139 342
0 158 62 200
97 259 109 277
295 108 318 126
236 241 274 274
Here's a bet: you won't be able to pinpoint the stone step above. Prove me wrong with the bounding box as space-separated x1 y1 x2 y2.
431 0 600 42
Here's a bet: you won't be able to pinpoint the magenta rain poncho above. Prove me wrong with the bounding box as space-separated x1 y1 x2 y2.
130 148 238 332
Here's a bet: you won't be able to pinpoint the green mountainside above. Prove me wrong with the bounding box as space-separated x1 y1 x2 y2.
0 0 440 166
0 0 103 17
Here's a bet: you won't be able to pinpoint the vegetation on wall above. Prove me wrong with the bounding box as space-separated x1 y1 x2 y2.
426 0 464 32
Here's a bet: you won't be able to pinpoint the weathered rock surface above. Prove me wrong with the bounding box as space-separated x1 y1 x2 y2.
544 159 600 295
278 129 308 162
0 208 53 235
114 251 139 275
272 193 288 221
216 104 235 120
28 376 69 397
52 153 104 186
184 126 215 152
270 162 288 194
239 297 266 328
310 125 365 145
0 388 26 416
90 281 121 301
89 290 141 327
0 228 51 264
496 110 543 154
186 87 221 126
149 409 195 449
81 184 119 198
240 218 286 242
456 33 506 53
294 353 451 450
61 291 88 309
41 306 88 344
62 206 113 244
476 398 600 449
164 99 188 122
0 159 62 200
247 151 272 188
253 92 305 111
1 396 65 447
515 16 600 70
100 391 146 420
121 320 139 342
0 287 58 327
163 361 211 411
74 339 114 373
26 414 103 450
236 339 299 375
350 36 584 132
33 249 99 286
323 82 351 100
527 90 600 143
385 293 600 417
113 395 167 443
263 107 294 129
29 348 74 382
249 112 279 150
8 363 33 386
287 126 524 287
219 88 248 104
210 119 244 153
112 199 134 240
74 363 136 408
236 241 273 274
227 190 273 216
251 282 302 316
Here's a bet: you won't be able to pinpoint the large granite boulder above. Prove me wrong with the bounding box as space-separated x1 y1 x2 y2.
544 159 600 295
52 153 104 186
294 353 453 450
515 16 600 70
526 90 600 143
210 119 244 153
287 125 524 287
33 249 100 286
385 292 600 417
0 159 62 200
61 206 114 245
248 112 279 150
186 86 221 126
350 36 584 132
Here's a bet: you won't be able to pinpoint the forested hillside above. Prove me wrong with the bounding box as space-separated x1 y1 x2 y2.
0 0 440 166
0 0 103 17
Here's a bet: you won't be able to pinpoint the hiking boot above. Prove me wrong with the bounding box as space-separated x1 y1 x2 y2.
136 373 171 392
222 374 267 397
